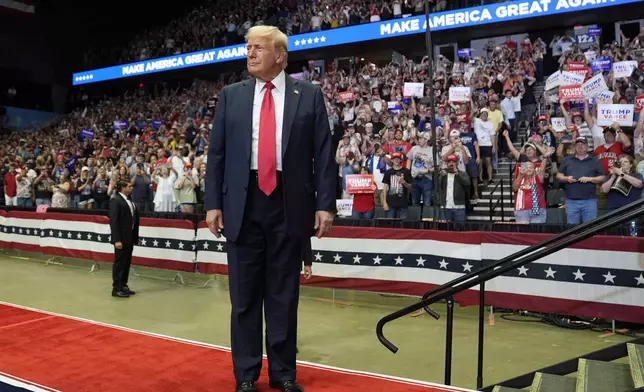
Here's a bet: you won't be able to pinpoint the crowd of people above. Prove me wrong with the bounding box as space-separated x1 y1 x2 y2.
83 0 506 68
510 27 644 224
3 24 644 225
3 29 550 223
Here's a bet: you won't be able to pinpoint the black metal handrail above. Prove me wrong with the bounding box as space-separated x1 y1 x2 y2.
376 197 644 388
488 179 505 222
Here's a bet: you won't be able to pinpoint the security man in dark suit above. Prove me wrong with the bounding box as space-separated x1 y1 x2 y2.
205 26 336 392
109 180 139 298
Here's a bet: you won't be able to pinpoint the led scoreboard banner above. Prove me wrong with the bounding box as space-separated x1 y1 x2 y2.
72 0 638 85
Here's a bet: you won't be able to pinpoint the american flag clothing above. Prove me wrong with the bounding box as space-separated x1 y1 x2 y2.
515 175 545 212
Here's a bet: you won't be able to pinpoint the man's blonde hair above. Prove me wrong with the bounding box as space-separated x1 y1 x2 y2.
246 26 288 67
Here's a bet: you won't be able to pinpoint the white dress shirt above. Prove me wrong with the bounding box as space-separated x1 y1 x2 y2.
251 70 285 171
119 192 135 218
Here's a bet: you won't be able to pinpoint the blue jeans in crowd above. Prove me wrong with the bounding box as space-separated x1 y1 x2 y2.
412 177 433 207
445 208 466 222
565 198 597 224
386 207 408 219
515 208 547 224
35 198 51 206
17 197 33 207
352 209 375 219
71 194 80 209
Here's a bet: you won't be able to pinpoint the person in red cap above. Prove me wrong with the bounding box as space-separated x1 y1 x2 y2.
438 154 470 221
382 152 412 219
561 104 594 151
175 161 199 213
3 162 18 206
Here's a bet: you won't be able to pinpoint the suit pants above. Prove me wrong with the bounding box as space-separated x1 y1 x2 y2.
113 243 133 290
227 172 302 382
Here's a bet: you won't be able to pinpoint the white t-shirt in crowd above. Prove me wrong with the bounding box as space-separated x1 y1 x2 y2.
445 174 465 209
473 118 494 147
501 98 515 124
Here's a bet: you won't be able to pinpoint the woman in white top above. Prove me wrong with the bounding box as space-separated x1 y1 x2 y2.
152 165 177 212
471 107 495 185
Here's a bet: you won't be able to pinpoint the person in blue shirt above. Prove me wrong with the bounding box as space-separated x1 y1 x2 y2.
600 154 643 210
556 137 605 224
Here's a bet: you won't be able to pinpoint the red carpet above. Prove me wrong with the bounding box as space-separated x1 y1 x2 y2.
0 303 473 392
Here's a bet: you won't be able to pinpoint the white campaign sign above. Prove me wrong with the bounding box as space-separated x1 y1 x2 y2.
336 199 354 217
597 104 635 127
551 117 567 132
545 71 562 91
595 90 615 103
561 71 586 86
581 74 608 98
448 86 471 102
403 82 424 98
584 51 597 61
612 61 638 78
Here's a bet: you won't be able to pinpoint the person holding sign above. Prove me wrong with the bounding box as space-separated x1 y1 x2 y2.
555 137 605 224
350 167 377 219
600 155 643 210
593 123 632 209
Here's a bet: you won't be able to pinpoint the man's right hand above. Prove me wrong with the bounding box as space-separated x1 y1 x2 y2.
114 242 123 250
206 209 224 238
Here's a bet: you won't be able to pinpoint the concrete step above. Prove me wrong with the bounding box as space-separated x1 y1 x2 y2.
472 206 515 213
492 387 523 392
577 359 634 392
628 343 644 388
531 372 576 392
473 198 513 206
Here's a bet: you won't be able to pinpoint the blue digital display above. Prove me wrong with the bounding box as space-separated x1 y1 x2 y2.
72 0 639 86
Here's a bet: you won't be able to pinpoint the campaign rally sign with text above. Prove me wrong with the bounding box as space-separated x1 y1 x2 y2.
559 85 583 102
613 61 639 78
345 175 375 195
336 91 357 103
404 82 425 98
561 71 586 86
581 74 608 99
545 71 561 91
551 117 567 132
595 90 615 104
449 87 471 102
597 104 635 127
590 57 612 73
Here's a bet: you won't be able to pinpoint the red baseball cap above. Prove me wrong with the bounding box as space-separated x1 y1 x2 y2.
445 154 458 162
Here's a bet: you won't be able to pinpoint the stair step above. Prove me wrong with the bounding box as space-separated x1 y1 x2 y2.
628 343 644 388
492 387 523 392
577 359 634 392
468 215 514 221
472 206 514 213
531 372 575 392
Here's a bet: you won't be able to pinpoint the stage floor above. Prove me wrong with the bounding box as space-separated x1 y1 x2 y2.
0 252 632 390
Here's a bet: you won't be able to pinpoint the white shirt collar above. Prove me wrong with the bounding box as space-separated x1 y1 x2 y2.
256 70 286 93
119 192 130 202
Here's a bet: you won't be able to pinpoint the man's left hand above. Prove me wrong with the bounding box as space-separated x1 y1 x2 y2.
314 211 334 239
303 266 312 280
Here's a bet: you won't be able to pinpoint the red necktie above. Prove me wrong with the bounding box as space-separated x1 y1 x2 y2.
258 81 276 195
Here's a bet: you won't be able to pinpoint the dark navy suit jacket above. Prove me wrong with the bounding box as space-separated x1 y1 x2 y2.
204 74 336 242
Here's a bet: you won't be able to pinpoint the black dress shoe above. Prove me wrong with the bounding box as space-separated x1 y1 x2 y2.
235 381 256 392
269 380 303 392
123 286 136 295
111 290 129 298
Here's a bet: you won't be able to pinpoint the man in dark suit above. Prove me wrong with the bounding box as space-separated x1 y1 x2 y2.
205 26 336 392
109 180 140 298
